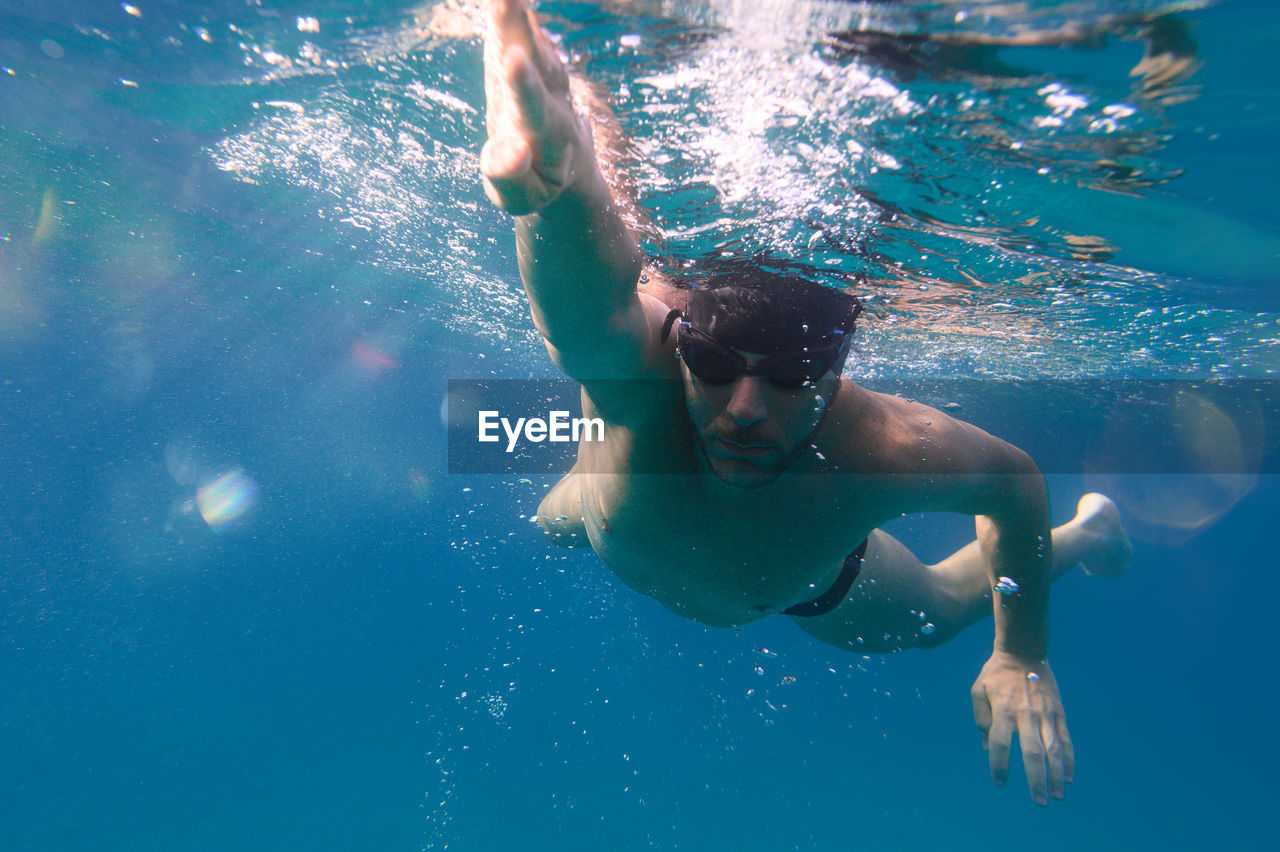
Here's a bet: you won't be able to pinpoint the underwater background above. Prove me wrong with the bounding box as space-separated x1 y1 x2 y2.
1 1 1276 849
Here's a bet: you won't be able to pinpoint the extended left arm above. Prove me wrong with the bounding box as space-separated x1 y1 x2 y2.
974 459 1051 662
968 458 1073 806
875 400 1071 806
942 446 1072 807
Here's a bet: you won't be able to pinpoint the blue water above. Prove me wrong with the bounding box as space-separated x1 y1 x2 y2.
1 1 1276 849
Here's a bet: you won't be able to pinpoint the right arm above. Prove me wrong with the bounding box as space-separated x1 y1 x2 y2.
481 0 660 384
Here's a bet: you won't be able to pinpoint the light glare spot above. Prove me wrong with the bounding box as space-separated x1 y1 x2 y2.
195 468 259 529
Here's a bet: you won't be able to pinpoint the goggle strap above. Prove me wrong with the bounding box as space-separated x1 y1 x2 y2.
660 308 684 344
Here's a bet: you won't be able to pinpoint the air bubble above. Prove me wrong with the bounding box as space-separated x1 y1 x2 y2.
994 576 1019 595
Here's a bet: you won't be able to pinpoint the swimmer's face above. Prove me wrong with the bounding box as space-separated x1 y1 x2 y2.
682 350 840 488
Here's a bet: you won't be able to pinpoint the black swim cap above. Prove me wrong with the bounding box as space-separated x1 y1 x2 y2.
683 267 862 355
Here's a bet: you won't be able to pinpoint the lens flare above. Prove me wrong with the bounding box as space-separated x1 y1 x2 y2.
195 468 259 529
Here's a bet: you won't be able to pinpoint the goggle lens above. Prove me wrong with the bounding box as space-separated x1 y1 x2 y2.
682 342 742 384
678 328 842 390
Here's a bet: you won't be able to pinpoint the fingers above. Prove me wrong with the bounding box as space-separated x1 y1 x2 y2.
1058 714 1076 784
1042 713 1067 801
987 711 1013 788
491 0 537 56
483 0 576 209
481 40 572 215
973 657 1073 805
1019 712 1050 806
982 705 1074 804
1015 710 1074 806
490 0 567 92
481 43 537 183
504 43 552 135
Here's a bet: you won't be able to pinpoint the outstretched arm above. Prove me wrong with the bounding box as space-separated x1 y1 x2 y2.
481 0 658 384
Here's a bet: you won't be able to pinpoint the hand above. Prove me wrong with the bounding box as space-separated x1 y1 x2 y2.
970 650 1074 806
481 0 596 215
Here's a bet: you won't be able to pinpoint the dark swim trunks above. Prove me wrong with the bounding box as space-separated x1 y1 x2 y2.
782 539 869 617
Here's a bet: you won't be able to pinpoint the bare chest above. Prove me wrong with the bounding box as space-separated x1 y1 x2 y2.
580 472 871 626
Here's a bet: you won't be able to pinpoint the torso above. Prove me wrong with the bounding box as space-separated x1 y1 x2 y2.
572 377 895 627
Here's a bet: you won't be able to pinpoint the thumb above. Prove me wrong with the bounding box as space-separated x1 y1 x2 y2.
481 134 532 183
481 136 544 215
971 682 994 748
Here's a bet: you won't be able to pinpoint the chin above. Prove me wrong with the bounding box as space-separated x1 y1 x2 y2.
708 456 782 489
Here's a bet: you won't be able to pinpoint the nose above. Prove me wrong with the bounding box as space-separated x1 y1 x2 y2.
726 375 769 427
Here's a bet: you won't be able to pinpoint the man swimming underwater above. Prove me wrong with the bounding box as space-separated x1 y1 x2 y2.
478 0 1131 806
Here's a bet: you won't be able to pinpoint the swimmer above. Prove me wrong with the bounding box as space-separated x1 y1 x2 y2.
478 0 1131 806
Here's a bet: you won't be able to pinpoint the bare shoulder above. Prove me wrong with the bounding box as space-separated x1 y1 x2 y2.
635 289 682 377
820 382 928 465
823 383 1028 475
819 382 1039 519
577 287 684 426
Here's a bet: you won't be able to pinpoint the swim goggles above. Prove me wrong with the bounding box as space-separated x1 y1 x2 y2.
661 309 848 390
